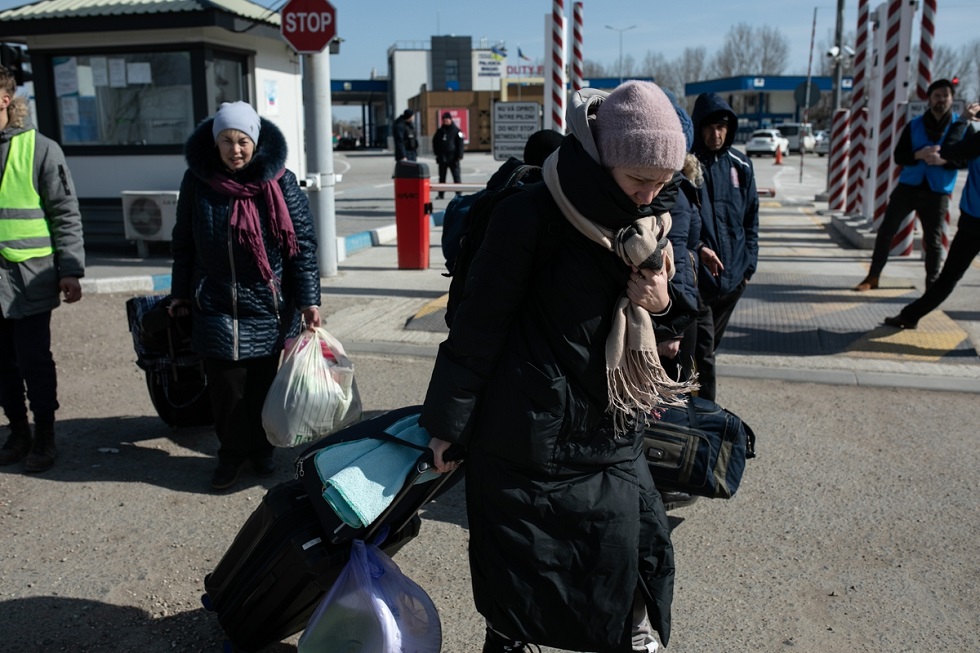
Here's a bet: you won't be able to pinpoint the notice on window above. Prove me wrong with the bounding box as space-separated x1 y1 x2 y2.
109 58 127 88
264 80 279 116
127 62 152 85
91 57 109 87
61 96 80 126
53 57 79 98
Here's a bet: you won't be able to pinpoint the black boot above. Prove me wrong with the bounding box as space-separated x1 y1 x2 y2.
24 422 57 473
0 418 32 466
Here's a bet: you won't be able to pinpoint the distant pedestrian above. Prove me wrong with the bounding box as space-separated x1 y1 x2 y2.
393 109 418 162
855 79 976 292
884 102 980 329
432 111 464 199
170 101 321 491
690 92 759 401
0 64 85 473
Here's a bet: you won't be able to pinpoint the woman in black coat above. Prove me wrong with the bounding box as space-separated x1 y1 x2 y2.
170 102 321 491
420 82 696 653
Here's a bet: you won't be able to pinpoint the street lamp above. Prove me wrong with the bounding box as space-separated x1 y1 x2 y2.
605 24 636 85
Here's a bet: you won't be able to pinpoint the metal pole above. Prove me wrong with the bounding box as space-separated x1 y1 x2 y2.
304 51 338 277
605 24 636 85
832 0 846 110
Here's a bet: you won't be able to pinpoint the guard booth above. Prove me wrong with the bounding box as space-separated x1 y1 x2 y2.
0 0 306 251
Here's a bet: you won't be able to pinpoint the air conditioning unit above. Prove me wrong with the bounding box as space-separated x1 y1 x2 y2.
122 191 179 242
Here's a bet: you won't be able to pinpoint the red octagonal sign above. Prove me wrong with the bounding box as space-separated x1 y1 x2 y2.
281 0 336 54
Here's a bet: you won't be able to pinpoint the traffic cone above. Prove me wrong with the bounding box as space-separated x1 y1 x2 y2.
774 147 783 165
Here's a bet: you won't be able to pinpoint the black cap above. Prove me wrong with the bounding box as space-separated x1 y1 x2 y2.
442 111 452 120
402 109 414 119
523 129 564 166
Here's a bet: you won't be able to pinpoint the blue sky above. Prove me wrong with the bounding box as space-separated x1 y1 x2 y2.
1 0 975 81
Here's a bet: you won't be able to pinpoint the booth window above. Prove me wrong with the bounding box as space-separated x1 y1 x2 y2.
53 51 194 146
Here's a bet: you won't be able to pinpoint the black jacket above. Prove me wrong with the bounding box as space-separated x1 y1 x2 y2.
393 115 418 160
171 117 320 361
420 103 676 650
691 92 759 299
432 122 464 163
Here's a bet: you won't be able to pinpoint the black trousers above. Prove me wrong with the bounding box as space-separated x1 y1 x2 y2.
900 212 980 322
0 310 58 427
869 183 950 286
205 355 279 465
437 159 462 195
693 280 747 401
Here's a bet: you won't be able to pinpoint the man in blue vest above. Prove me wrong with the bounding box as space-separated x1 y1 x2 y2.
855 79 976 291
883 102 980 328
0 65 85 472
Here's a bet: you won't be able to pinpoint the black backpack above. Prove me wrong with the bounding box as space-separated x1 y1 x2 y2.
443 164 545 328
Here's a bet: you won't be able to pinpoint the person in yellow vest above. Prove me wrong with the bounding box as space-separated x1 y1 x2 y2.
0 65 85 473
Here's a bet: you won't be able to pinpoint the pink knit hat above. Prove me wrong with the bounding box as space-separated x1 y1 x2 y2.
595 81 687 170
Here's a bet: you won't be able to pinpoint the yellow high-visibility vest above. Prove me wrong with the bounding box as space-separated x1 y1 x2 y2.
0 130 53 262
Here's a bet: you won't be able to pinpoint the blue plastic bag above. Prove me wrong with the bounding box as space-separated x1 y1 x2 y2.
298 538 441 653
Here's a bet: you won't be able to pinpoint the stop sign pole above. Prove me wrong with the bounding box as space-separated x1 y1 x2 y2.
281 0 338 277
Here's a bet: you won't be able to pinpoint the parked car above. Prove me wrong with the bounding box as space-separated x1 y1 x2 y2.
745 129 790 157
814 130 830 157
775 122 817 153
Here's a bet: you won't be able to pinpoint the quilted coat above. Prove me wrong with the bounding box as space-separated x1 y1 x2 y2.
419 89 677 652
170 116 320 361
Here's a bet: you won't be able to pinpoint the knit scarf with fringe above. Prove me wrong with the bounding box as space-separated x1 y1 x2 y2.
542 150 697 434
207 168 298 285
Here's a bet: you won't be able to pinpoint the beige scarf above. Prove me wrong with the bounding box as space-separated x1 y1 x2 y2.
542 152 697 434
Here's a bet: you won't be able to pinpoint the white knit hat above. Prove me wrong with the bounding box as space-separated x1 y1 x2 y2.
594 81 686 170
212 101 261 144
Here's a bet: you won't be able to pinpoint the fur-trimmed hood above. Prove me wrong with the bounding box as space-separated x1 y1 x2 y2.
184 115 288 183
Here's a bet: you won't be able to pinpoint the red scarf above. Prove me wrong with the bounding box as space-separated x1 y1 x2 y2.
207 169 299 283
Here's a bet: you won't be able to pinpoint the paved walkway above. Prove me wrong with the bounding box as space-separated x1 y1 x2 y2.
86 198 980 393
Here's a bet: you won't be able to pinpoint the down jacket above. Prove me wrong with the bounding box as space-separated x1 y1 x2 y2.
691 92 759 299
170 116 320 361
420 88 676 651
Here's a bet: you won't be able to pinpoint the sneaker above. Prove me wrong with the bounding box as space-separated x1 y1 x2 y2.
211 461 241 491
660 490 698 511
854 275 879 292
252 456 276 478
482 627 542 653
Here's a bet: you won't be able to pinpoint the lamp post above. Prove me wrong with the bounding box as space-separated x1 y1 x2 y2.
605 24 636 85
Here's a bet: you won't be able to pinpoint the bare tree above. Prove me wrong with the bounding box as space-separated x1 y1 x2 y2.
583 59 608 78
757 25 790 75
708 23 790 77
960 40 980 102
677 46 709 86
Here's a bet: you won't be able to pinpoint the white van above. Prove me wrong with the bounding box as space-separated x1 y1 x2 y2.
775 123 817 153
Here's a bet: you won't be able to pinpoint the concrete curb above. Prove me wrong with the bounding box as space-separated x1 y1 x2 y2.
81 225 401 295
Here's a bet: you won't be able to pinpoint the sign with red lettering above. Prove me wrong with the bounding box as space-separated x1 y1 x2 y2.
281 0 336 54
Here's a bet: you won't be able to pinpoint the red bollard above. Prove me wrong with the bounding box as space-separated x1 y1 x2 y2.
392 161 432 269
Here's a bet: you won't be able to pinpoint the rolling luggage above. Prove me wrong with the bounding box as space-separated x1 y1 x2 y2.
125 294 213 428
202 479 421 653
295 405 463 543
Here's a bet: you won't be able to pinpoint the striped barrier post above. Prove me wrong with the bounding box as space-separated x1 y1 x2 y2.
870 0 903 231
571 2 584 93
886 0 917 257
845 0 870 215
544 0 567 134
828 109 850 210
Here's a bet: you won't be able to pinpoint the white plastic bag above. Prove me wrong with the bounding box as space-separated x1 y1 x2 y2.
298 538 441 653
262 327 355 447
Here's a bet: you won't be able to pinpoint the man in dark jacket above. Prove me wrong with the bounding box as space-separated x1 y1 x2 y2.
855 79 975 291
0 65 85 473
393 109 418 162
432 111 465 199
691 92 759 401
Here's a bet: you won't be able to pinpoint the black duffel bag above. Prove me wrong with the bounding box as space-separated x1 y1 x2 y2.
644 396 757 499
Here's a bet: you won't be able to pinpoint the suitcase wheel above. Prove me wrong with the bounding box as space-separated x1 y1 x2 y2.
200 592 213 611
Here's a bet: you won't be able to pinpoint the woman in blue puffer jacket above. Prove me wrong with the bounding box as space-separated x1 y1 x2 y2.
170 102 321 491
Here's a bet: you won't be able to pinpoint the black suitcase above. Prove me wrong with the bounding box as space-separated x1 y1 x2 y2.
202 479 421 652
125 294 213 428
295 405 463 544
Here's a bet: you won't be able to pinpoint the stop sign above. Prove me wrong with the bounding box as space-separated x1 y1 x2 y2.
280 0 336 54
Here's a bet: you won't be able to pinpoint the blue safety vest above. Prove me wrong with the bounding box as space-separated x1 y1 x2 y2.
961 157 980 218
898 113 959 194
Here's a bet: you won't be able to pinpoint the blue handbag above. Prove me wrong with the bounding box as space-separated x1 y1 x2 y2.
644 396 757 499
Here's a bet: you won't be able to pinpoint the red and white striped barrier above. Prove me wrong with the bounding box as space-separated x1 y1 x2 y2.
828 109 850 210
890 105 916 256
544 0 567 134
916 0 936 100
885 0 917 256
845 0 870 215
571 2 584 94
870 0 904 231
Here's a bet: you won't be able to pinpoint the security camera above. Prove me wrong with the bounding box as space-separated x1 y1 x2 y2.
826 46 841 58
842 45 855 57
